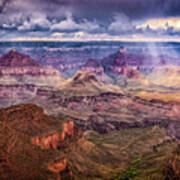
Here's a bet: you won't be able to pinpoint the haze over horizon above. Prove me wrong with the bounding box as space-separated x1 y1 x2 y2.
0 0 180 42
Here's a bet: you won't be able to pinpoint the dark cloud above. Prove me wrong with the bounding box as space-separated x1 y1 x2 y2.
0 0 180 40
0 0 11 13
45 0 180 20
1 0 180 21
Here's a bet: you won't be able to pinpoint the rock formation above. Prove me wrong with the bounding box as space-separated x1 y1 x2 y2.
0 104 180 180
32 71 180 139
0 104 81 180
56 71 123 96
81 58 104 74
0 50 64 87
147 65 180 87
0 49 40 67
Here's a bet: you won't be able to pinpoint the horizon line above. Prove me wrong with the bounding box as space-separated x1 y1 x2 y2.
0 39 180 43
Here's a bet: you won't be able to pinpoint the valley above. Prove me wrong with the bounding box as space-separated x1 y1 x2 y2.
0 47 180 179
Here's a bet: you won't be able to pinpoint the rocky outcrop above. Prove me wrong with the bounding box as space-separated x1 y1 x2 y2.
81 66 104 74
72 71 99 83
33 84 180 139
55 71 120 96
147 66 180 87
81 59 104 74
169 158 180 176
101 47 168 67
102 50 150 67
48 158 67 173
83 59 101 68
107 66 139 77
0 104 82 180
76 48 178 87
0 66 60 76
0 49 40 67
163 155 180 179
76 49 152 87
32 132 60 149
0 84 37 98
31 120 75 149
0 50 64 87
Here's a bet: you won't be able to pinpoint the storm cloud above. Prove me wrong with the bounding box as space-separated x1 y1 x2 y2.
0 0 180 41
2 0 180 20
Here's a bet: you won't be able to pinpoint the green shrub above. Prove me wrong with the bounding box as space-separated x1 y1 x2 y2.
115 157 141 180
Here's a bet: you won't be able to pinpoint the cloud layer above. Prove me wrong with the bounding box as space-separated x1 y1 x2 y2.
0 0 180 41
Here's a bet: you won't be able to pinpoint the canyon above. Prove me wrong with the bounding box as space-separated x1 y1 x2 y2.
32 71 180 140
0 49 180 179
0 50 64 87
0 104 180 180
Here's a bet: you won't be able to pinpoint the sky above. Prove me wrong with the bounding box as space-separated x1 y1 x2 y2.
0 0 180 41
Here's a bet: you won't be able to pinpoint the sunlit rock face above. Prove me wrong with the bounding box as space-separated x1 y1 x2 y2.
54 71 123 96
31 120 75 149
147 66 180 88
